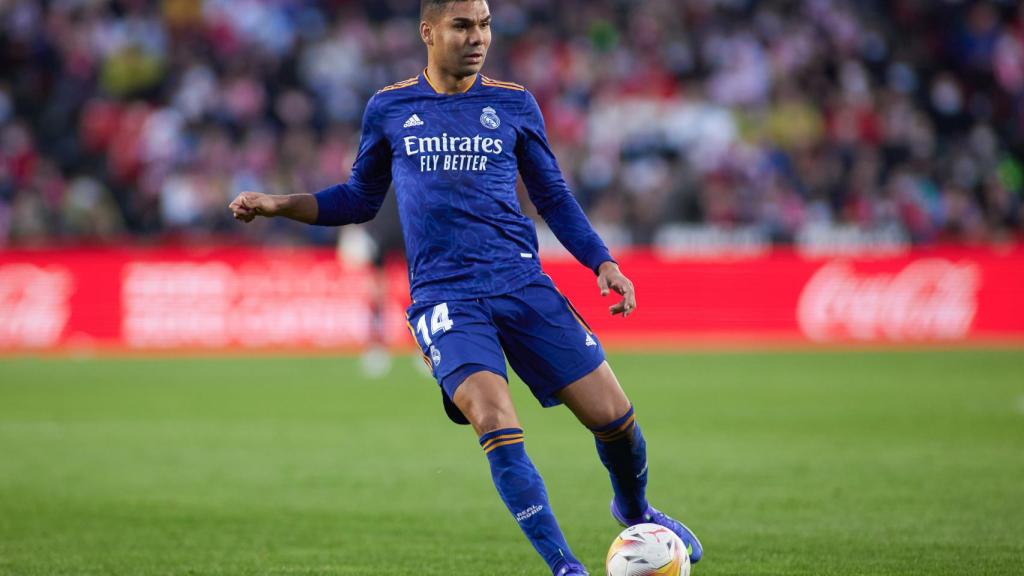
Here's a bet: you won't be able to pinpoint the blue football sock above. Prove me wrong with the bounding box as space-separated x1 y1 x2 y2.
480 428 579 574
592 406 649 519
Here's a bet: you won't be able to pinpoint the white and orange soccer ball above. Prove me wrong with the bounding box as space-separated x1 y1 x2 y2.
605 523 691 576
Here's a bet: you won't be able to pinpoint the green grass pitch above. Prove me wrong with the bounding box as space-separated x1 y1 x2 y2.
1 349 1022 575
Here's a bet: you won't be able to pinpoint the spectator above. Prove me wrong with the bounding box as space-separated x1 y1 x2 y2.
0 0 1020 249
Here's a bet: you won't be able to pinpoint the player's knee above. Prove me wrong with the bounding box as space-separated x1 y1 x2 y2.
465 401 518 434
586 391 634 430
569 389 633 430
460 390 518 432
454 371 519 434
590 404 631 430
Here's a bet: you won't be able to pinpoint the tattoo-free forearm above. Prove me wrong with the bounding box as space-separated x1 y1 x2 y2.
537 193 614 274
273 194 318 224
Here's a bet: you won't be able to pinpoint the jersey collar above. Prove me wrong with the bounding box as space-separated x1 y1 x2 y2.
421 68 481 95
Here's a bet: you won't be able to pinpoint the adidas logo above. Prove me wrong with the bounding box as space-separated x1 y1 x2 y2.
403 114 424 128
585 334 596 347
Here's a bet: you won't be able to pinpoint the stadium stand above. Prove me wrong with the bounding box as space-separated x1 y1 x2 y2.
0 0 1021 250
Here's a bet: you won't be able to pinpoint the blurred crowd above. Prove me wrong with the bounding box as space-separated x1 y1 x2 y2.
1 0 1023 249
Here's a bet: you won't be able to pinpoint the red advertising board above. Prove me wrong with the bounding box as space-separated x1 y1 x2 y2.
0 246 1022 352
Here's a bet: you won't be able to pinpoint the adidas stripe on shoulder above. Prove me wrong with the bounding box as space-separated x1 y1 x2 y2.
377 76 419 93
481 75 525 91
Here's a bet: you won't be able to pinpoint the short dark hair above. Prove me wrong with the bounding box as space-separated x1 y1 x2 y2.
420 0 486 21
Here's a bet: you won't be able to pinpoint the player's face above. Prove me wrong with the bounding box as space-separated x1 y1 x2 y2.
427 1 491 77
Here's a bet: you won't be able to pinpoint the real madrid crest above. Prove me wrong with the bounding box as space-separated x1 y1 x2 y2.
480 106 500 130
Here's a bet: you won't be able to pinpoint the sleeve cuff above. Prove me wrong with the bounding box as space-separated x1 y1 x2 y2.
589 252 615 275
313 185 343 226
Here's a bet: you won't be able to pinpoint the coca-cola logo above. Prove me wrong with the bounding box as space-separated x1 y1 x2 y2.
0 264 73 347
797 259 980 342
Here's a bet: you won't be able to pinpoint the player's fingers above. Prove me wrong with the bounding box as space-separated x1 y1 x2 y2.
608 276 629 296
609 281 635 317
597 274 610 297
623 282 636 314
623 297 636 317
610 300 626 315
613 298 636 317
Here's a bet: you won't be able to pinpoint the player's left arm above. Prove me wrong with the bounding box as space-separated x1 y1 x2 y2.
515 91 636 317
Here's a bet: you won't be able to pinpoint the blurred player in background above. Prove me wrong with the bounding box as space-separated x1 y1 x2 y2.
338 192 406 378
229 1 701 574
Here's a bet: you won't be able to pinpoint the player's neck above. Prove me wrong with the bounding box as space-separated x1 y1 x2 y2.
424 63 477 94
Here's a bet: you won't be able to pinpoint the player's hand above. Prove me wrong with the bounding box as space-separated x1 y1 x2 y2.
597 261 636 317
228 191 278 223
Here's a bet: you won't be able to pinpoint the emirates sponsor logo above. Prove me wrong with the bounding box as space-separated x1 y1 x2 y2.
797 259 980 342
403 132 504 173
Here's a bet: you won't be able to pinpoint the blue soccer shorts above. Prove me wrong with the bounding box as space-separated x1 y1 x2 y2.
406 274 606 424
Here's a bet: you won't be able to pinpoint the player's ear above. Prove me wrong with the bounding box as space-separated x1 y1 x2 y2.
420 20 434 46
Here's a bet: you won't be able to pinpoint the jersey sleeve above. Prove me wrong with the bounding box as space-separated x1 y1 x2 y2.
515 90 614 273
314 96 392 226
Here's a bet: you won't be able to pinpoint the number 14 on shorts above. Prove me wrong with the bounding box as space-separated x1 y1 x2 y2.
415 302 454 345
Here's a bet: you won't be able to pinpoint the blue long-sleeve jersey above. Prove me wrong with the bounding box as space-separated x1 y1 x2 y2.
315 71 613 303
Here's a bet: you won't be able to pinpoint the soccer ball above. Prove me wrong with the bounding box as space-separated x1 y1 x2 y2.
605 523 691 576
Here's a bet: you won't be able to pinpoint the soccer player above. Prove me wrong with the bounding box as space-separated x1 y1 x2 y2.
228 1 702 573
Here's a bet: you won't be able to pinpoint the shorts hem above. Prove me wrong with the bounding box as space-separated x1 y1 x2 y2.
441 362 509 401
534 354 607 408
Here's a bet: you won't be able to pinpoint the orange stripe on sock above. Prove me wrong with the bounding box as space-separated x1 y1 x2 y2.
596 426 635 443
595 415 635 440
481 433 524 451
483 437 525 453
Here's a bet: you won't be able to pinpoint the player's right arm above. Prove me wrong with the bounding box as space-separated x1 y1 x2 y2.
229 192 317 223
229 96 392 226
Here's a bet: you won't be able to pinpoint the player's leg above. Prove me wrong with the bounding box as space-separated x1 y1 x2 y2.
451 369 520 435
407 297 585 576
360 259 392 378
557 363 703 564
554 361 630 428
492 276 701 564
451 370 587 576
554 362 646 514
